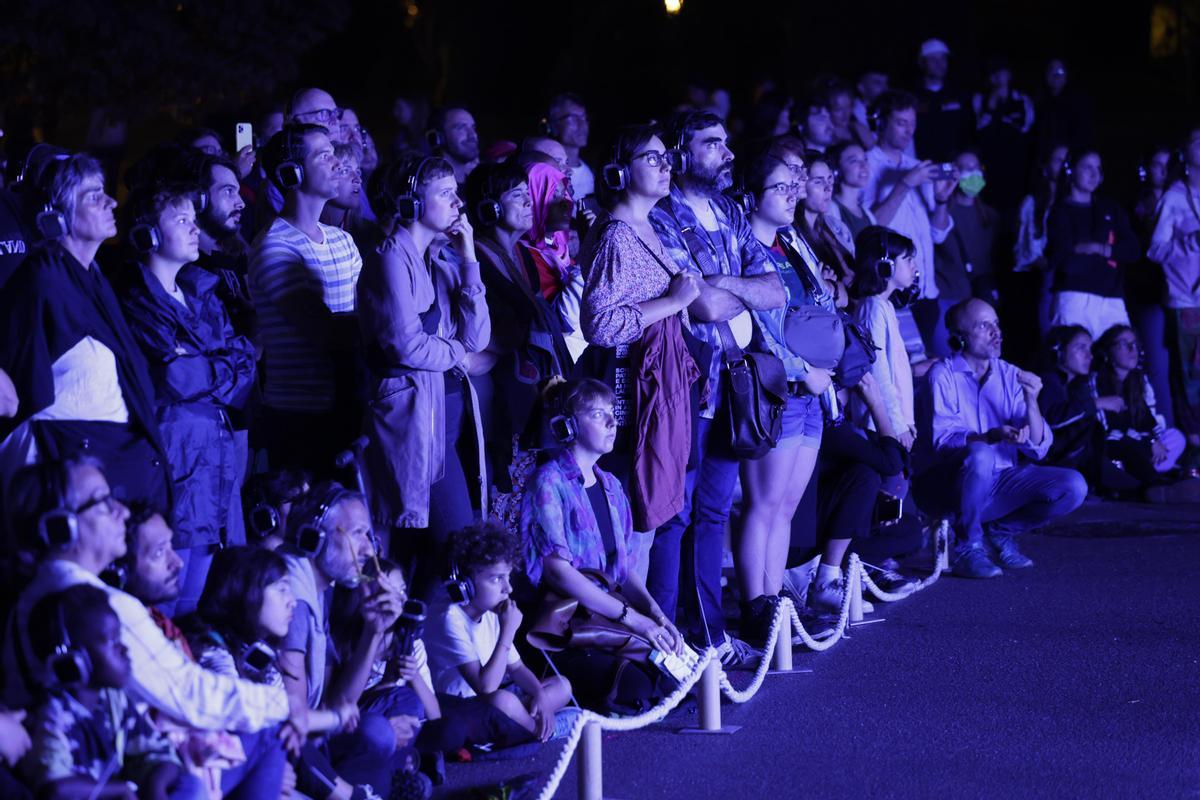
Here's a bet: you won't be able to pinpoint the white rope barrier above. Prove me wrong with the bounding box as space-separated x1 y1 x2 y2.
529 522 954 799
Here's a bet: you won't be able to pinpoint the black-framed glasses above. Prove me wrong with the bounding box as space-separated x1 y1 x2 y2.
75 492 122 516
294 107 344 126
632 149 681 170
764 181 802 196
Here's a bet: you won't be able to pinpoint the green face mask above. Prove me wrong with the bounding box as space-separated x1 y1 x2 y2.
958 170 986 198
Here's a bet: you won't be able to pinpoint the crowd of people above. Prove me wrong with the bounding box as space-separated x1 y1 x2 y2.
0 37 1198 800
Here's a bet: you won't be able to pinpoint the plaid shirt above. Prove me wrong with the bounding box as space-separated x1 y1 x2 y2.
650 186 772 416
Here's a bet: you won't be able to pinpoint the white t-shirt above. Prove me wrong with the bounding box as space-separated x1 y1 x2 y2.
425 604 520 698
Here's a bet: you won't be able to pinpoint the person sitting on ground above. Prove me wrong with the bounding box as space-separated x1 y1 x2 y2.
519 379 684 714
425 522 572 742
25 585 201 800
3 457 291 738
120 506 288 800
1037 325 1105 480
1092 325 1193 499
919 298 1088 578
244 468 312 551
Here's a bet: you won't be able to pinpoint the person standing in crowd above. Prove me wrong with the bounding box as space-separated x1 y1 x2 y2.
794 91 836 154
851 68 890 149
520 156 587 361
736 150 829 644
466 162 572 489
863 90 958 356
1012 144 1070 350
358 155 490 596
118 184 256 616
250 123 364 475
650 110 785 666
829 140 878 241
579 123 702 538
971 57 1035 215
849 227 921 450
1034 58 1093 159
796 149 857 269
1127 145 1175 428
426 107 480 184
912 38 973 162
0 151 171 510
934 150 1000 307
546 94 595 202
1148 125 1200 456
187 151 256 340
320 143 371 249
1046 150 1139 339
920 299 1087 578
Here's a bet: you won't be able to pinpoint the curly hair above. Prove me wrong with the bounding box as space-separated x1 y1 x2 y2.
449 520 524 577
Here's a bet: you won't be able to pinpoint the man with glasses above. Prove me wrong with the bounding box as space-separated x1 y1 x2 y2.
919 298 1086 578
2 457 292 738
545 93 594 201
649 110 786 668
250 123 364 474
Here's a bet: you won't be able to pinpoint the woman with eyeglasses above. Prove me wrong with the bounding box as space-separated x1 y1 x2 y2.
735 148 831 642
579 123 703 542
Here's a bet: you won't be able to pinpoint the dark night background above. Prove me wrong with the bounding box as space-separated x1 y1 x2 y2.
2 0 1198 198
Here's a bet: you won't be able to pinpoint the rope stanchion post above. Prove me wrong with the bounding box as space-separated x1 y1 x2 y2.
848 561 864 623
682 657 742 734
770 603 793 672
579 721 603 800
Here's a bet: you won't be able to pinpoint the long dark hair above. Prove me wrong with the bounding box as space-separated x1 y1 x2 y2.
1094 324 1153 431
197 546 290 646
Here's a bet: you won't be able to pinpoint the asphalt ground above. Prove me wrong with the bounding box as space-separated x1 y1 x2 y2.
434 499 1200 799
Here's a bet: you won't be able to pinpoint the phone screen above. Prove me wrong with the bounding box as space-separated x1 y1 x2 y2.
235 123 254 153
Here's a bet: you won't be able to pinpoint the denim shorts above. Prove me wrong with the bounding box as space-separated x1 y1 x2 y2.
778 393 823 450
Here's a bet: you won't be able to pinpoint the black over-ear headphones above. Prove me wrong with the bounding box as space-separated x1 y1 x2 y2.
396 156 436 225
35 155 73 241
601 140 631 193
288 484 355 558
47 601 92 687
475 174 503 226
425 127 445 151
445 560 475 605
38 463 79 552
275 128 306 190
128 214 162 254
875 232 895 280
670 111 700 175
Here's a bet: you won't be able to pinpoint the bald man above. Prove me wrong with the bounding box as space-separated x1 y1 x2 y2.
921 298 1087 578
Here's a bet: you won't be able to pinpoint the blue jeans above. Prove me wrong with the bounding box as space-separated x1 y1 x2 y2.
647 412 739 647
924 443 1088 549
220 726 288 799
326 710 399 795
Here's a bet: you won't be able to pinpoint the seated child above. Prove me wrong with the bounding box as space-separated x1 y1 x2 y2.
425 522 572 742
26 585 200 800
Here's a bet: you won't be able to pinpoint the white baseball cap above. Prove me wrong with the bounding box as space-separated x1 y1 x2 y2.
920 38 951 59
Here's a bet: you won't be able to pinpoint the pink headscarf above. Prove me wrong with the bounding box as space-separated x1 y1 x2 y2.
523 162 572 283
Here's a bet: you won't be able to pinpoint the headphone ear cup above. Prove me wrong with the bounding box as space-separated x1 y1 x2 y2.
275 162 303 190
425 129 444 150
38 508 78 550
948 332 967 353
876 256 894 280
292 522 327 557
549 414 577 444
395 195 422 224
36 205 69 240
129 223 161 254
735 191 756 215
601 163 628 192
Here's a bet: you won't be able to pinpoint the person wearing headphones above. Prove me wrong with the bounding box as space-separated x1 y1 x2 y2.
358 154 490 597
0 150 171 511
250 123 364 475
578 122 702 562
425 107 479 184
648 109 786 668
118 183 256 616
465 161 572 488
2 457 292 737
920 298 1087 578
1046 149 1139 339
275 481 408 799
520 379 684 713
